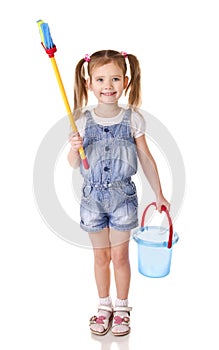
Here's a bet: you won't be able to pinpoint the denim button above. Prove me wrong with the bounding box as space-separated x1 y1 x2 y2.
105 146 110 151
104 128 109 132
104 166 110 171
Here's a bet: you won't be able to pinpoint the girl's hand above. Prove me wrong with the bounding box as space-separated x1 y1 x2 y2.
69 132 83 153
156 193 170 213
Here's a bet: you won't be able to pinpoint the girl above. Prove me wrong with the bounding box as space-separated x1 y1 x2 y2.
68 50 170 336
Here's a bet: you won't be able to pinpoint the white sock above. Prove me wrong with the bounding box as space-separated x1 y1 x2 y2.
99 296 112 306
115 298 128 307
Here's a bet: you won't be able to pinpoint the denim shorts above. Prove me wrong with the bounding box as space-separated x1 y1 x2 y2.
80 180 138 232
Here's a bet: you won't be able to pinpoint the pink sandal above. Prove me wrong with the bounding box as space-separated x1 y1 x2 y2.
89 305 113 336
111 306 132 336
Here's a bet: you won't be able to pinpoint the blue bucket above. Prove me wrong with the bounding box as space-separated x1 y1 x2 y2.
133 202 179 278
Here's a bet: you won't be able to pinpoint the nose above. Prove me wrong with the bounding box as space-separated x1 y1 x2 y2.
104 79 113 89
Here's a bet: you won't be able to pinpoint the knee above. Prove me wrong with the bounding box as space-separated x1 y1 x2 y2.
94 249 111 267
111 250 129 269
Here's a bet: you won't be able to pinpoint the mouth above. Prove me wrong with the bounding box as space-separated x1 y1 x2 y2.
101 92 116 96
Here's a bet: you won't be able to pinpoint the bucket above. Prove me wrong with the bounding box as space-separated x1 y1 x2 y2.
133 202 179 278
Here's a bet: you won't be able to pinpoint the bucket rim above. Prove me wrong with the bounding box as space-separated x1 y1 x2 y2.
132 226 179 248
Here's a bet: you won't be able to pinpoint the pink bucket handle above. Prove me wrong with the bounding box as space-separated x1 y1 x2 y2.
141 202 173 249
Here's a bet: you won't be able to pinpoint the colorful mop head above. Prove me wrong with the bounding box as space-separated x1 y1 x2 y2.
37 20 89 169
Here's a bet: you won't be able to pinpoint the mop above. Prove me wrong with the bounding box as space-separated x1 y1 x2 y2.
37 20 89 169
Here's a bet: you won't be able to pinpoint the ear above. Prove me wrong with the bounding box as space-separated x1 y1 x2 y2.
86 78 92 91
124 76 129 89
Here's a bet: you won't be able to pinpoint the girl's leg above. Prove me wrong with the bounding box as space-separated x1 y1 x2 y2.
89 227 111 298
89 228 113 334
110 229 132 335
110 229 131 300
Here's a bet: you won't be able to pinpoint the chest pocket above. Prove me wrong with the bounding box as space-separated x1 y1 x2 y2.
83 124 102 147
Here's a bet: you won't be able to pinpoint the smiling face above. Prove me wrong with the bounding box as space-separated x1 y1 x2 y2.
88 62 128 104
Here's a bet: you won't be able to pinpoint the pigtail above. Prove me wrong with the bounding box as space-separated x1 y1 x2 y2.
73 58 88 119
125 54 142 108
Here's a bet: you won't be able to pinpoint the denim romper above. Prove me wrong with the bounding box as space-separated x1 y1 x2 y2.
80 109 139 232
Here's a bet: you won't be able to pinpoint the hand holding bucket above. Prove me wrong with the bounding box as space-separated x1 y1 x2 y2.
133 202 179 278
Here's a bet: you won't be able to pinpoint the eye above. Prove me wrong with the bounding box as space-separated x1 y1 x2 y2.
112 77 120 82
96 78 104 82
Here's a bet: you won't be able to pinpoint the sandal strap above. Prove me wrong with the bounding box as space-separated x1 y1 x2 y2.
97 305 113 312
113 306 132 313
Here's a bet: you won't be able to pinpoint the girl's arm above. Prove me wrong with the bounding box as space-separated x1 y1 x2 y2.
135 135 170 212
67 133 83 168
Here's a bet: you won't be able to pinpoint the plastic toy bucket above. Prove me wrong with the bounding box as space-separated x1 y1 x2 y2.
133 202 179 278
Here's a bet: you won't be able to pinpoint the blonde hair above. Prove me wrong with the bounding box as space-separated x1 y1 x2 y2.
73 50 141 116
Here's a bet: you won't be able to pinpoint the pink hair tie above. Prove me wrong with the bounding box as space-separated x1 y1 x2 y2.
84 54 91 62
121 51 128 58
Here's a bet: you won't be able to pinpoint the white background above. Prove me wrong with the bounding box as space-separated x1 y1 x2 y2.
1 0 219 349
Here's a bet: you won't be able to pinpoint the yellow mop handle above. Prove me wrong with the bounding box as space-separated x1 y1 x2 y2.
50 58 76 129
50 57 89 169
